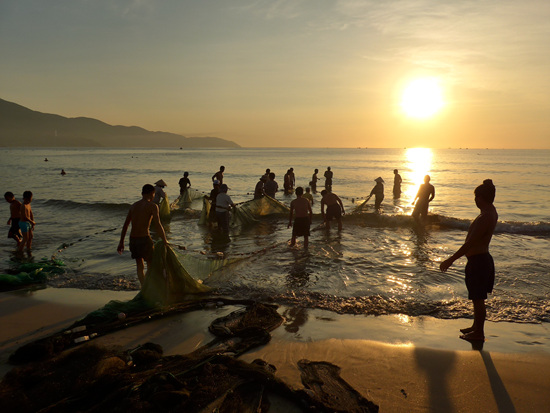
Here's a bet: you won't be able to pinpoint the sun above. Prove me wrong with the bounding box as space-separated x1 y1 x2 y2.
400 78 444 119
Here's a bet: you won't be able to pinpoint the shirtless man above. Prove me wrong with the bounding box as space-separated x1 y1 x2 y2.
324 167 333 191
4 192 22 248
18 191 35 252
118 184 168 286
212 166 225 185
288 187 313 247
321 189 345 231
440 179 498 342
412 175 435 222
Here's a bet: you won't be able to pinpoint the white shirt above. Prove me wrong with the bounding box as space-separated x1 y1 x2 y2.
216 192 233 212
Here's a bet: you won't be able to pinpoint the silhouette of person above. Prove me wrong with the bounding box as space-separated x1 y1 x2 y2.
440 179 498 342
369 177 385 211
324 167 333 191
412 175 435 222
393 169 402 198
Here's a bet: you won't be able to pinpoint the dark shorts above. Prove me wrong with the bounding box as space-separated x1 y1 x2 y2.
129 236 154 262
292 217 310 237
216 211 230 232
465 253 495 300
8 218 22 239
326 204 341 221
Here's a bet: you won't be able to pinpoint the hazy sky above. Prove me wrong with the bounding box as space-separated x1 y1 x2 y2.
2 0 549 148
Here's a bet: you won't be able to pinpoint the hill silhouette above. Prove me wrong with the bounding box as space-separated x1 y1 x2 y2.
0 98 240 148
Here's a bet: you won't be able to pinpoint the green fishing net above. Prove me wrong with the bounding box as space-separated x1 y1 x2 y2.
0 259 65 290
199 196 290 227
159 196 171 222
170 188 205 210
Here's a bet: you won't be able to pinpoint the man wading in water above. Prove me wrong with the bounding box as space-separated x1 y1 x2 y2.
440 179 498 342
118 184 168 287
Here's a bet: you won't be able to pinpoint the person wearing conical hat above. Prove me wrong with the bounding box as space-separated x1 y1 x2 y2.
153 180 167 204
369 177 385 212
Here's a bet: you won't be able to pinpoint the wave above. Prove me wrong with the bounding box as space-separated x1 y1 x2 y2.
36 199 550 236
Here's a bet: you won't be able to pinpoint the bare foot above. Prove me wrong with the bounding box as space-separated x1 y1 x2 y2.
460 327 475 334
460 332 485 342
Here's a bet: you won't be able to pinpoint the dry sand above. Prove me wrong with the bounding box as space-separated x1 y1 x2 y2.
1 287 549 412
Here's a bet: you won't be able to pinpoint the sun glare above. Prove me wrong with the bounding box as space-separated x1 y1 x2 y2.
405 148 433 199
400 78 444 119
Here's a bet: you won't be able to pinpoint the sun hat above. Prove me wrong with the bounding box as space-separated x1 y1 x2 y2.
155 179 167 187
374 177 384 183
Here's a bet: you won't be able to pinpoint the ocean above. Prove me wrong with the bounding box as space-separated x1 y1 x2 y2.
1 147 549 325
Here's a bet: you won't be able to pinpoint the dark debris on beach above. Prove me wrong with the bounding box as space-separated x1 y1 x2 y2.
0 301 379 413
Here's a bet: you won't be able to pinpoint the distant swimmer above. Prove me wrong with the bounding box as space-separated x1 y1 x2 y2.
412 175 435 223
324 167 333 191
310 169 319 193
153 180 167 205
264 172 278 198
215 184 235 233
321 189 345 231
289 187 313 248
369 177 385 211
440 179 498 342
118 184 168 286
44 158 48 162
393 169 402 198
212 165 225 185
303 187 314 205
254 176 266 199
4 191 22 248
178 172 191 194
61 169 66 175
18 191 35 252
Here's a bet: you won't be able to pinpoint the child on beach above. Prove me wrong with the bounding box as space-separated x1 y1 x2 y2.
4 191 22 248
18 191 35 252
118 184 168 286
440 179 498 342
288 187 313 248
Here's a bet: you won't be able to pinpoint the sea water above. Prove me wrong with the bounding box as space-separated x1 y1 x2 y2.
0 147 549 324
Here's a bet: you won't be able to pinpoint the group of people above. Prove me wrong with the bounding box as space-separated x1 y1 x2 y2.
4 191 35 253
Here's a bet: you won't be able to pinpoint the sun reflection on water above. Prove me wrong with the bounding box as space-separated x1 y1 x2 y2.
404 148 433 200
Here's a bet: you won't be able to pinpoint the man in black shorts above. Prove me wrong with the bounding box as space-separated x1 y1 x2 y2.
440 179 498 342
118 184 168 287
288 187 313 248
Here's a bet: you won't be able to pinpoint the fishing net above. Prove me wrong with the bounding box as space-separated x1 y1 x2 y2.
170 188 205 211
0 258 66 290
199 196 290 227
159 196 171 222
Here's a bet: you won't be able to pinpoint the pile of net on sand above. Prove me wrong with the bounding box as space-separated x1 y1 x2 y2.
199 195 290 227
171 188 206 211
2 302 379 413
0 258 65 291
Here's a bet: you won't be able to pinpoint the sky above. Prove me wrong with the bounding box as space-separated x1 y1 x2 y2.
1 0 549 148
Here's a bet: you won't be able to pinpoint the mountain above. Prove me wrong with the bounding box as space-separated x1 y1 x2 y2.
0 98 240 148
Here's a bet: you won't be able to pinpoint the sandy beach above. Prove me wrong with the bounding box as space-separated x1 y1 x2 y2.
1 287 549 412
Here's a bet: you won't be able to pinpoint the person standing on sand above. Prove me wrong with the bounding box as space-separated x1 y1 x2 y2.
321 189 345 231
118 184 168 287
18 191 35 252
289 187 313 248
393 169 402 198
440 179 498 342
412 175 435 222
212 166 225 185
324 167 333 191
4 192 22 248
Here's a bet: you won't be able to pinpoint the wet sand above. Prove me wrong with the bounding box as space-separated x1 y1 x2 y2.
1 287 549 412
